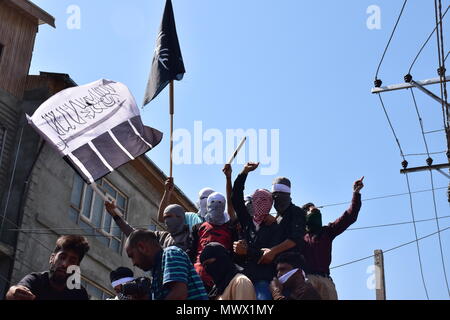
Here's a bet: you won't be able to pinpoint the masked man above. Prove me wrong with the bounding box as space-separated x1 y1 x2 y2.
258 177 306 265
157 178 208 231
106 197 191 253
196 187 216 221
191 192 238 292
269 252 321 300
200 242 256 300
301 177 364 300
161 204 193 252
231 162 283 300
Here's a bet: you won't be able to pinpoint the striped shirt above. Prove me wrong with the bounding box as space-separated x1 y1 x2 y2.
152 246 208 300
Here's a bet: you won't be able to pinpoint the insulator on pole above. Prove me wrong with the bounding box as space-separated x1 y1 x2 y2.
404 74 413 83
402 160 409 169
374 79 383 88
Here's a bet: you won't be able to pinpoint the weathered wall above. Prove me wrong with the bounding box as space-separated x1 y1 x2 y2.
0 89 20 205
10 143 167 298
0 1 37 99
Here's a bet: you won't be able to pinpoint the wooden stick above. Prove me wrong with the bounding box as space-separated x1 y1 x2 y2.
227 136 247 164
170 81 174 178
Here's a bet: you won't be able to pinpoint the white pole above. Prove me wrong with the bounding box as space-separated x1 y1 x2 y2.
91 182 123 218
371 75 450 94
227 137 247 165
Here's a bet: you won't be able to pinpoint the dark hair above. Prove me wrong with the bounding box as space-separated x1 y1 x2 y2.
272 177 291 188
53 235 90 262
126 229 159 249
302 202 315 211
110 267 134 283
200 242 230 263
275 252 305 270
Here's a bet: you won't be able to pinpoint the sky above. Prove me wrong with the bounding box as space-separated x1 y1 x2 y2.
29 0 449 300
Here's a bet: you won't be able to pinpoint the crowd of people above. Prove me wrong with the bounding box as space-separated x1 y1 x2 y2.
5 162 364 300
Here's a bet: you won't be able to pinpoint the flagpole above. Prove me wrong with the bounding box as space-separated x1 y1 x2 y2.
91 182 123 218
170 80 174 178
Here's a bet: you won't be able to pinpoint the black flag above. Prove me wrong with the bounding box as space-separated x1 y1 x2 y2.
143 0 185 106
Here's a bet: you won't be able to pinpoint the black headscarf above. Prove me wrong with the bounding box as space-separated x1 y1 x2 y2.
199 242 240 297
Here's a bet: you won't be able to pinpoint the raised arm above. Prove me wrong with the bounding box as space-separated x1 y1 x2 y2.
158 178 174 224
231 172 249 227
231 162 260 229
223 164 236 222
328 176 364 239
105 200 135 237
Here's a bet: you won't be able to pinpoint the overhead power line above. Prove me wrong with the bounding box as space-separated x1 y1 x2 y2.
375 0 409 80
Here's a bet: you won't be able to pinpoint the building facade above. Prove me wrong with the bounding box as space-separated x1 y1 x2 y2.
0 0 56 297
0 0 196 299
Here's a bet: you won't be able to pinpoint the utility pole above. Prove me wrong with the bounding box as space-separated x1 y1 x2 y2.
371 0 450 200
372 75 450 188
374 249 386 300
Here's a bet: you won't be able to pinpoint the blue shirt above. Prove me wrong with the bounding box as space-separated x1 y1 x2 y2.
151 246 208 300
184 212 204 231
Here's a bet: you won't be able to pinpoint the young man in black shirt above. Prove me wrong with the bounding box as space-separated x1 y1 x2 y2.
6 235 90 300
231 162 283 300
258 177 306 264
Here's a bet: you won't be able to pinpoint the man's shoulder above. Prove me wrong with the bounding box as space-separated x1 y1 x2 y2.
155 230 173 243
155 230 170 236
24 271 48 279
290 204 306 214
192 221 203 231
18 271 48 287
165 245 183 252
185 212 203 225
164 245 189 258
185 212 200 218
233 273 253 285
161 247 191 276
24 271 47 277
282 204 305 222
196 221 212 231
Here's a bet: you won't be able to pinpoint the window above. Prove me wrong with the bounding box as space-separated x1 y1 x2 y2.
69 174 128 253
0 125 6 168
0 43 3 62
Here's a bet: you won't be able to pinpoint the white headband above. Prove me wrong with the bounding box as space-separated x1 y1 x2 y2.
111 277 134 288
279 268 305 284
272 183 291 193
